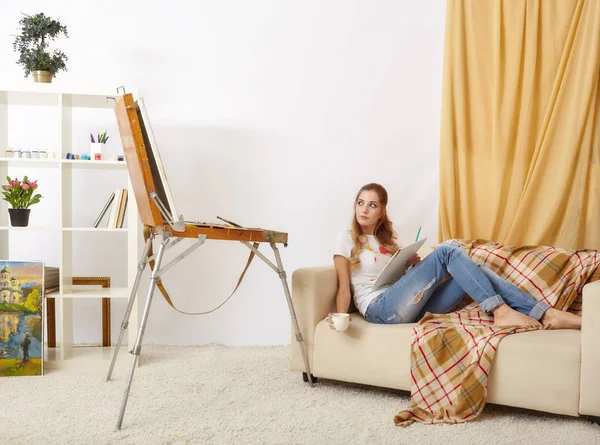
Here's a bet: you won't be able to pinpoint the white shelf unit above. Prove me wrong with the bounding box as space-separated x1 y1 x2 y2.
0 87 140 367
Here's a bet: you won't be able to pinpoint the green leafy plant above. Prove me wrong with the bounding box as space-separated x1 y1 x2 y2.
12 12 69 78
1 176 43 209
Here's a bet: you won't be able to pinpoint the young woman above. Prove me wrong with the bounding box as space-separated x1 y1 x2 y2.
328 183 583 330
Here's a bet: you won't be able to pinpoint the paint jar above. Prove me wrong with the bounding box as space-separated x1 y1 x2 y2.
13 150 21 158
39 151 48 159
5 149 12 158
31 150 39 159
22 150 31 159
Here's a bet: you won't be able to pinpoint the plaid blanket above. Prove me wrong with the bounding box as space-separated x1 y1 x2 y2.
394 239 600 426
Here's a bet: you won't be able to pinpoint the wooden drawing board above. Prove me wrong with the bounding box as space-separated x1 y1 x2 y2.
115 93 164 228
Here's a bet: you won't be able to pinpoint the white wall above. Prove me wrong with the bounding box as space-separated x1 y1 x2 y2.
0 0 446 345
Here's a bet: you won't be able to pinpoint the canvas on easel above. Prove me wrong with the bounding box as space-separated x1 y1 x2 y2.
136 98 179 221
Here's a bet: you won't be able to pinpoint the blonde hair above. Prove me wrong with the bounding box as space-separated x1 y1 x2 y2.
349 183 399 274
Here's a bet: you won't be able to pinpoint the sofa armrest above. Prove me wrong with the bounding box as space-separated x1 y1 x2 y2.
290 266 337 372
579 280 600 416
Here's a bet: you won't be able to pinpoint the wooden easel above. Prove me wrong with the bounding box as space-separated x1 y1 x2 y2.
106 89 313 430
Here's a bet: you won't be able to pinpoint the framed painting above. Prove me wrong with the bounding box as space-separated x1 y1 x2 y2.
0 260 44 376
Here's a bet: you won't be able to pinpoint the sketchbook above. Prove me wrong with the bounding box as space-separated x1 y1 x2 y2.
372 238 427 291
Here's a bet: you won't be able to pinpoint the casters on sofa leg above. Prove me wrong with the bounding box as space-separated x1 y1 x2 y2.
589 416 600 425
302 372 318 384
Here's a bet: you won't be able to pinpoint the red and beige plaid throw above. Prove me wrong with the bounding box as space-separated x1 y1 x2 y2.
394 239 600 426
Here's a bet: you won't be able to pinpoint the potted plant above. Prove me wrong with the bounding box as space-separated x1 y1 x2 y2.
12 12 69 83
1 176 43 227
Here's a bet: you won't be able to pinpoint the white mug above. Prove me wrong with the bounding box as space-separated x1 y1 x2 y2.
331 313 350 332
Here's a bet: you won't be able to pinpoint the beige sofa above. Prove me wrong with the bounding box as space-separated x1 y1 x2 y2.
290 265 600 420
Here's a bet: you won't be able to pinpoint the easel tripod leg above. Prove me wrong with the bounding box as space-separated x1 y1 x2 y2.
106 234 153 382
116 234 169 431
270 243 315 386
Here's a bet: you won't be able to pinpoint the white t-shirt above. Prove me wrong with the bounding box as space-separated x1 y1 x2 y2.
332 230 392 316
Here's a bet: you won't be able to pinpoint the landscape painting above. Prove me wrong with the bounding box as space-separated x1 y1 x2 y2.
0 261 44 376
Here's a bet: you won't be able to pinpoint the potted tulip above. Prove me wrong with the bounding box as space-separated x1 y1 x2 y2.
12 12 69 83
1 176 43 227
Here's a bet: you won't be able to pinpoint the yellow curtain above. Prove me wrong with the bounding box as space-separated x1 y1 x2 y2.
439 0 600 250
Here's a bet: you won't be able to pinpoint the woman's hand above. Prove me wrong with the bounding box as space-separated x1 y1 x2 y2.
407 253 422 268
326 312 352 330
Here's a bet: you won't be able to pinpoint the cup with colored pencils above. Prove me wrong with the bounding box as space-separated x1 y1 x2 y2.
90 131 109 160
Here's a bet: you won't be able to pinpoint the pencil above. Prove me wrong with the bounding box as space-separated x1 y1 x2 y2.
415 226 421 242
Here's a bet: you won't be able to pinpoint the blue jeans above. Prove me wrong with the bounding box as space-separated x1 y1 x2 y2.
364 242 550 324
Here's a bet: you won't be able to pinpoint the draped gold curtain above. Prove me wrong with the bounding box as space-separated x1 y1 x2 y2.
439 0 600 250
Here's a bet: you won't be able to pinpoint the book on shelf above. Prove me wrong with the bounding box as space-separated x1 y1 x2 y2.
106 189 122 228
94 189 128 229
44 266 59 295
116 189 128 229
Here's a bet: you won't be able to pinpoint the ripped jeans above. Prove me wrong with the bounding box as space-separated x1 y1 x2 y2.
364 242 550 324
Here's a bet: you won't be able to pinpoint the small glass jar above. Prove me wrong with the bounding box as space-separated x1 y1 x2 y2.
22 150 31 159
49 151 56 159
13 150 21 158
5 149 13 158
39 151 48 159
31 150 39 159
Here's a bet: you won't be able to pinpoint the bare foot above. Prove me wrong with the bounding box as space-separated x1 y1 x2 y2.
541 308 582 330
492 304 542 329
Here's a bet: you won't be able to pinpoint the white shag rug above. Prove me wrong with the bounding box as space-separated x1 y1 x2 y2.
0 345 598 445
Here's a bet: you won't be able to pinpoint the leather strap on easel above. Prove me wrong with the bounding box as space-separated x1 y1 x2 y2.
143 225 259 315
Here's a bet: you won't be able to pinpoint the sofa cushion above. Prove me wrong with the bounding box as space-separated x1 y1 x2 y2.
487 329 581 416
312 316 414 390
312 315 581 416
